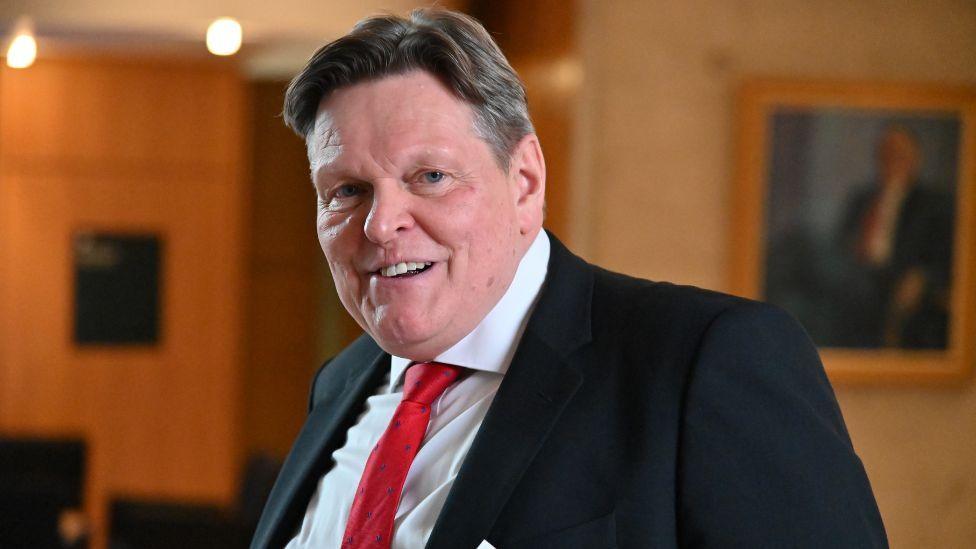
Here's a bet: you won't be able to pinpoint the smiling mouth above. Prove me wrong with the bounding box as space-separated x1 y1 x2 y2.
376 261 433 278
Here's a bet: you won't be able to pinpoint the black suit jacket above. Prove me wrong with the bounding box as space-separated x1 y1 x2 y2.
252 235 887 548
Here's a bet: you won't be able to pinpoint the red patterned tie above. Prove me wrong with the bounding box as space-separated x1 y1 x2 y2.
341 361 461 548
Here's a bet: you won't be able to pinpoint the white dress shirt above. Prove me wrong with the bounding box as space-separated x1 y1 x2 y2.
286 230 550 549
864 180 910 266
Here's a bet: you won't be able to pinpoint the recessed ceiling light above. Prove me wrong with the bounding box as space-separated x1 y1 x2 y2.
6 16 37 69
206 17 242 56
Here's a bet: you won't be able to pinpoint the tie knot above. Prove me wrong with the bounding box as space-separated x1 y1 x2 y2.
402 362 461 406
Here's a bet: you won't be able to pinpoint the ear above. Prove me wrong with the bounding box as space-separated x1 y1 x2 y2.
508 133 547 236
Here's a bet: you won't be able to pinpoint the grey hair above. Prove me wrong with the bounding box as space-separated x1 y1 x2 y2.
283 8 534 169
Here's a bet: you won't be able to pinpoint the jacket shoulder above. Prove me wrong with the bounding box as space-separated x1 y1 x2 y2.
590 265 767 332
307 333 384 411
584 265 814 378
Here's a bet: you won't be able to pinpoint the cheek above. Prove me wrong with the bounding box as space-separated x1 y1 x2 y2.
317 214 363 286
479 194 521 244
324 250 364 319
462 207 521 281
318 208 362 250
317 207 340 239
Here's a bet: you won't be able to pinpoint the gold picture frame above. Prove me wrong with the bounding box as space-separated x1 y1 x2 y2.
731 80 976 384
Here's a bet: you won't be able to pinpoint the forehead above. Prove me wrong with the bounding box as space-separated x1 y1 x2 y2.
308 71 480 169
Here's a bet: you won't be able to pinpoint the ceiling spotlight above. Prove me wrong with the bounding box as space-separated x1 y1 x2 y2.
206 17 242 56
6 16 37 69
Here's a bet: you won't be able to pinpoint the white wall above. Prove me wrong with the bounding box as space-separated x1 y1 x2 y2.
575 1 976 547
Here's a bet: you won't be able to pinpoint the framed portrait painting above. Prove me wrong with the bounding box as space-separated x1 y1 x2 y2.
731 80 976 384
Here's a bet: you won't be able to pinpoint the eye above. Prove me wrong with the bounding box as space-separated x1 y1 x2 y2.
320 182 367 211
335 184 362 198
422 171 446 183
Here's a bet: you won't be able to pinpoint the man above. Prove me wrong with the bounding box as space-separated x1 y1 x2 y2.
253 8 886 548
835 125 954 348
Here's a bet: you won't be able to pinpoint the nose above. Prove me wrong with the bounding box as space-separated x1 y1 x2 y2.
363 183 414 244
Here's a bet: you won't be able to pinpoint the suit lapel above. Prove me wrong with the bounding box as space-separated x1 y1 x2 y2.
426 234 594 549
252 339 388 549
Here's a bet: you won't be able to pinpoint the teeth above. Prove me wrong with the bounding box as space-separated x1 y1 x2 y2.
379 261 432 277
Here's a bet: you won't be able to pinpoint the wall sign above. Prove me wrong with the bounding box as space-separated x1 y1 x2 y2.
73 232 162 345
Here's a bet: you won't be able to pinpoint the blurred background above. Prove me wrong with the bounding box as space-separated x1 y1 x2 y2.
0 1 973 547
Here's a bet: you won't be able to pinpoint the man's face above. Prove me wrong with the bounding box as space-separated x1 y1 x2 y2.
308 71 544 360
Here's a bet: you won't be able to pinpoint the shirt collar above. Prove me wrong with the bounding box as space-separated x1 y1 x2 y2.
388 230 550 392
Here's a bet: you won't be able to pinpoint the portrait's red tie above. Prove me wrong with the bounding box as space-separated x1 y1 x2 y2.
341 361 461 548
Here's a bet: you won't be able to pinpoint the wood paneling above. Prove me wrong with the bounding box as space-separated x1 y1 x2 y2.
243 81 322 457
0 56 246 546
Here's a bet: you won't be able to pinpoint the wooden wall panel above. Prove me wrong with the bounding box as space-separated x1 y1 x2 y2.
0 56 246 546
243 80 323 457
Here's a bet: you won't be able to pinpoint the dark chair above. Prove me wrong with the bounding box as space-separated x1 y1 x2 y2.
108 453 281 549
0 436 88 549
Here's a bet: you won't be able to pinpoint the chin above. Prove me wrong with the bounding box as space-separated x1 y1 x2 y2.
368 314 443 359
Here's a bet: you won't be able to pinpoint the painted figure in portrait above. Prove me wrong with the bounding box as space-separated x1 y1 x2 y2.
763 113 958 349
